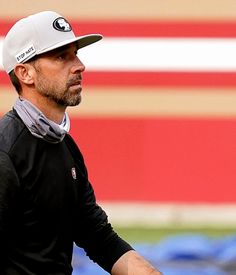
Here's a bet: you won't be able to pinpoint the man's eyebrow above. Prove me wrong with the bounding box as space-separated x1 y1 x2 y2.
46 44 78 56
51 46 71 55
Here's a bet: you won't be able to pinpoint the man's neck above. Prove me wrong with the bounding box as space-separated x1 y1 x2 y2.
19 93 66 124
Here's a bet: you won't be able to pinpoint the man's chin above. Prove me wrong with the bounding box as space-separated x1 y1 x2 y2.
66 95 82 107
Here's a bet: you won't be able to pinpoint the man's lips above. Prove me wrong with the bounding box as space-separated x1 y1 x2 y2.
68 75 82 87
71 82 81 86
69 79 82 87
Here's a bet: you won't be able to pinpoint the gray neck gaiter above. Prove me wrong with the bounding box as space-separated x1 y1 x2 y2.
14 97 70 143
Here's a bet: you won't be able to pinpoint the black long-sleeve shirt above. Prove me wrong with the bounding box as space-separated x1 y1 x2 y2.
0 110 132 275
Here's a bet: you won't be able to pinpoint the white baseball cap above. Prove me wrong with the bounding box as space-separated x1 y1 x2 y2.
2 11 103 73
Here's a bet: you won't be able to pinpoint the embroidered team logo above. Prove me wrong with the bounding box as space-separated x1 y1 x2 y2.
71 167 77 180
53 17 72 32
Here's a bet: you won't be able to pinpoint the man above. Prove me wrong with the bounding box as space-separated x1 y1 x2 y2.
0 11 162 275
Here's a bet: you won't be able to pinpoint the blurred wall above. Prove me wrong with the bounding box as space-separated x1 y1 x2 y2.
0 0 236 203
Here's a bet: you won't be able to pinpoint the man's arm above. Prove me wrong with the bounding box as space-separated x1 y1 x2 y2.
0 151 20 270
111 250 163 275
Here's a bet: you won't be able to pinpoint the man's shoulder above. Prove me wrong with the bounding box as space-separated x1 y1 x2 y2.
64 134 84 159
0 110 26 153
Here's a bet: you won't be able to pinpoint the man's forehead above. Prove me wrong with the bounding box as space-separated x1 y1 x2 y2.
43 42 78 56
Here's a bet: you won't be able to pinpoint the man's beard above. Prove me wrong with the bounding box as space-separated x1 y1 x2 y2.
35 74 82 107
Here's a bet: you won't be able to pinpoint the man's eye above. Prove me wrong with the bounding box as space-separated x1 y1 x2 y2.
58 54 66 60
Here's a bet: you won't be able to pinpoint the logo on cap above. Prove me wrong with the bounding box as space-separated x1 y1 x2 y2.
53 17 72 32
15 44 36 63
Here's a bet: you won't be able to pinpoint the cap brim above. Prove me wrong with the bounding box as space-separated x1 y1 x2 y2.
76 34 103 49
38 34 103 55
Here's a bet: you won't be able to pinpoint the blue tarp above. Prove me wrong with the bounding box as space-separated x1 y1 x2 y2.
72 234 236 275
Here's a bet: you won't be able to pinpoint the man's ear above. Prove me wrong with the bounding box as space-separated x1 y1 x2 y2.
14 64 35 85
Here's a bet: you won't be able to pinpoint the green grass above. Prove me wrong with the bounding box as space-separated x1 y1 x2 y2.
114 226 236 243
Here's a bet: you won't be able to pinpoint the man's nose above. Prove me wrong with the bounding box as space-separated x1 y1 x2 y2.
71 57 85 74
